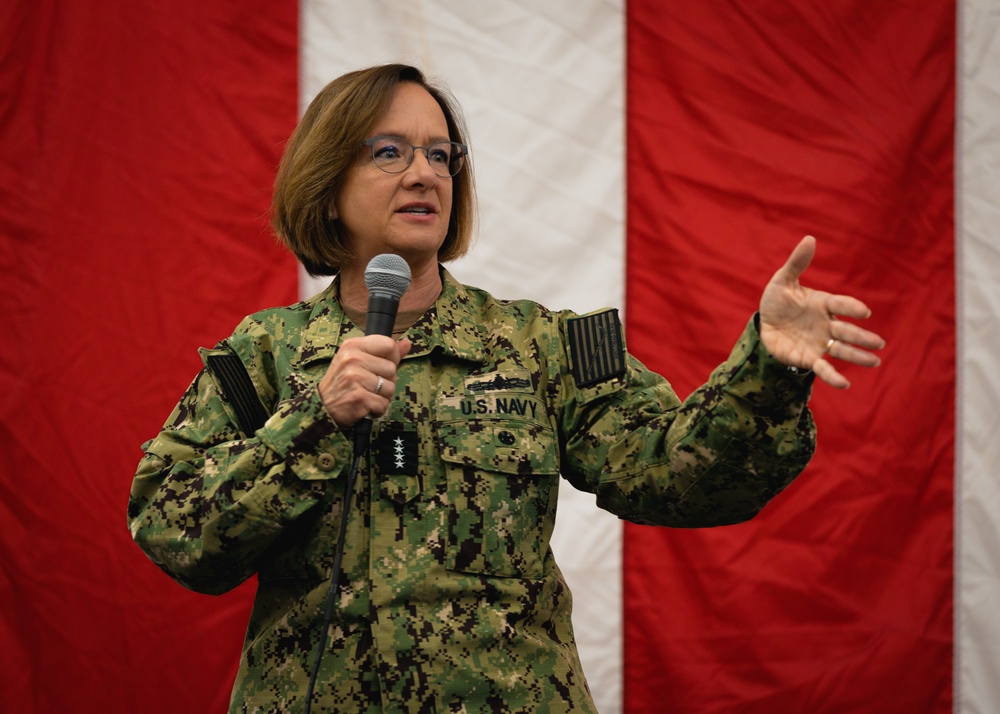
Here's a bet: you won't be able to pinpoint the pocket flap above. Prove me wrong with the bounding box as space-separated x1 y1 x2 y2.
437 421 559 476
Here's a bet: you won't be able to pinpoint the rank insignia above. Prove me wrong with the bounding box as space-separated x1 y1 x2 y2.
376 427 418 476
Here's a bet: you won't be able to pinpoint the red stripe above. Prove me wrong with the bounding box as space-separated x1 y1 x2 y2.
0 2 298 710
624 3 955 712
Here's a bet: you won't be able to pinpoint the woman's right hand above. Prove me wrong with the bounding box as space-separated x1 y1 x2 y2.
317 336 412 428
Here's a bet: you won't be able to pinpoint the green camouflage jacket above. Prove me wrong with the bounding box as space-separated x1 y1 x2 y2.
129 268 815 713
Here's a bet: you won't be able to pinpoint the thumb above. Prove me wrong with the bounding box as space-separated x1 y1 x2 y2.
775 235 817 284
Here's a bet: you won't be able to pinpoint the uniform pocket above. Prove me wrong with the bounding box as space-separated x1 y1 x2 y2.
437 420 559 579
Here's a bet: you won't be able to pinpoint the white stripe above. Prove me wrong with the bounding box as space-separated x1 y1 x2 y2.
958 1 1000 712
301 3 626 711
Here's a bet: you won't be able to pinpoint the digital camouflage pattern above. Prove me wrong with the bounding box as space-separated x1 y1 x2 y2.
128 268 816 713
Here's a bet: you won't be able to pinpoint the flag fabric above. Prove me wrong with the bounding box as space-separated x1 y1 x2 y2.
2 1 997 713
1 3 299 711
624 4 955 712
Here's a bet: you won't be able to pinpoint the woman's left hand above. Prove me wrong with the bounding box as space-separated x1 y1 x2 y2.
759 235 886 389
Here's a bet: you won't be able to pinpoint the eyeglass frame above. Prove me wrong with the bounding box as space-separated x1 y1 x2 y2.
361 135 469 178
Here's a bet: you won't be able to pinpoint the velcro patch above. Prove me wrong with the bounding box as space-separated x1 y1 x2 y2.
376 427 419 476
203 351 269 437
567 309 626 388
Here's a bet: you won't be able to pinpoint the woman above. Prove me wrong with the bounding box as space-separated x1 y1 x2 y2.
129 64 884 712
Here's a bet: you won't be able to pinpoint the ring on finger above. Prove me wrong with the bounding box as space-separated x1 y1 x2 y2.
824 338 836 354
374 375 385 395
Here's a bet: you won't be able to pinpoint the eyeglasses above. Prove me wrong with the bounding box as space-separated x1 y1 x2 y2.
362 135 468 178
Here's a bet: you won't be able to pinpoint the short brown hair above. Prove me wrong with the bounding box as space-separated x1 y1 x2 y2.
271 64 477 276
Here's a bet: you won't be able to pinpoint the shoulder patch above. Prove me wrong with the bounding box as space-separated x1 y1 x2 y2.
204 351 270 436
567 309 626 388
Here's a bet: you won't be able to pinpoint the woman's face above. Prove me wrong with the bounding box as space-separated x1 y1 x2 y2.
332 83 454 271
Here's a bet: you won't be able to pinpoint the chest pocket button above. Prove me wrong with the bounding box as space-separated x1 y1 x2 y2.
497 430 516 446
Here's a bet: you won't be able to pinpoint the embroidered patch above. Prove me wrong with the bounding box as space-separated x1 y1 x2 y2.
376 427 418 476
465 370 532 393
567 309 626 388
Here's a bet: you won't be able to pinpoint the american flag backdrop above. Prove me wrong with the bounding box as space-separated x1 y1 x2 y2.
2 2 997 712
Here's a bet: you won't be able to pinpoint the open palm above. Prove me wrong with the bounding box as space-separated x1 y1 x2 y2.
759 236 885 389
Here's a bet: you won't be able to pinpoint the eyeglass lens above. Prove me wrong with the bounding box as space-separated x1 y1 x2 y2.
367 136 465 177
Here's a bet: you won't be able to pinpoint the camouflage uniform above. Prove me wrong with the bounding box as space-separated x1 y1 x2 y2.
129 268 815 713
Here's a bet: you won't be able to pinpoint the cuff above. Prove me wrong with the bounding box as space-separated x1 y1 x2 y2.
715 314 815 414
257 387 353 481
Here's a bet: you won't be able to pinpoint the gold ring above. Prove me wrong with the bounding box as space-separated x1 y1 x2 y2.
824 338 836 354
374 375 384 395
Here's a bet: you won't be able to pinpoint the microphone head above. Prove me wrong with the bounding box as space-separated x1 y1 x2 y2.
364 254 412 300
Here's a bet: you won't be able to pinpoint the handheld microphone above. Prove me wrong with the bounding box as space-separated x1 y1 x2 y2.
362 253 412 337
353 254 411 452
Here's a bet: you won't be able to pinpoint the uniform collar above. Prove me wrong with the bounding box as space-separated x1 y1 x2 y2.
412 267 486 364
297 266 486 367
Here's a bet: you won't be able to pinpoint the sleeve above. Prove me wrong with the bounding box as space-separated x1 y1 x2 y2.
127 343 354 595
558 312 816 528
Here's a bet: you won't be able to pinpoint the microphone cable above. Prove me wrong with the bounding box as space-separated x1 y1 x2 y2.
303 427 369 713
304 254 409 711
